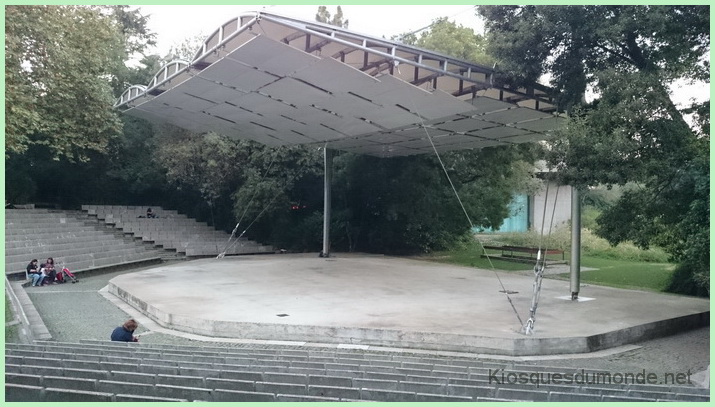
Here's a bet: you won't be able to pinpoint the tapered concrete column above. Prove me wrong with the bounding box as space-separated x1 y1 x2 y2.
570 186 581 300
321 148 334 257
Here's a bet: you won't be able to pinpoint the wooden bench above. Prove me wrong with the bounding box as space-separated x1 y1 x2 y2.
482 245 565 263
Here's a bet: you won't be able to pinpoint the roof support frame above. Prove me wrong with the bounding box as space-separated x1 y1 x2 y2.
254 13 555 108
120 12 556 114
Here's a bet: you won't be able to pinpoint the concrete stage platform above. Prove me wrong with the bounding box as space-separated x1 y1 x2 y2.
107 254 709 356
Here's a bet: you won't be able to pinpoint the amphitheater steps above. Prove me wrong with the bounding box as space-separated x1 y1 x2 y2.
5 209 166 279
5 341 709 402
81 205 273 257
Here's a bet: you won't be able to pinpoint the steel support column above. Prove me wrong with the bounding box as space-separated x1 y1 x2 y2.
570 186 581 300
321 148 334 257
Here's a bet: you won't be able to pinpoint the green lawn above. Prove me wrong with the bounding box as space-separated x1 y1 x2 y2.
5 294 20 343
426 246 533 271
566 256 674 292
424 247 674 292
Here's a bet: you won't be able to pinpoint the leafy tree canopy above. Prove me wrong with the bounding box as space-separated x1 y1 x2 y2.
398 17 493 66
315 6 349 28
478 5 709 111
155 128 248 208
478 5 710 295
5 5 147 161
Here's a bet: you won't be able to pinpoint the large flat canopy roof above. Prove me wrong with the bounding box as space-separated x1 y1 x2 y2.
116 11 564 157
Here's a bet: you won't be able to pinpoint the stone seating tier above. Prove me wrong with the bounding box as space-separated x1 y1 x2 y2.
5 234 156 258
6 214 91 222
83 205 272 257
5 209 166 279
121 224 218 233
6 250 163 277
6 214 99 225
136 232 252 243
5 341 709 402
99 217 181 226
5 209 68 219
5 244 157 269
5 248 161 273
6 226 107 237
185 245 272 257
6 232 119 248
91 208 182 219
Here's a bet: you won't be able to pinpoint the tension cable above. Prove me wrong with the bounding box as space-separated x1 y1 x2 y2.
522 180 561 335
409 98 524 327
217 148 281 259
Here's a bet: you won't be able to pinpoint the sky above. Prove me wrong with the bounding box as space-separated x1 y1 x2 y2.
135 5 484 56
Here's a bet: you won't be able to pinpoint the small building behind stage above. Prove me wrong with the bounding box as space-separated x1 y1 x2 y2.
482 162 573 233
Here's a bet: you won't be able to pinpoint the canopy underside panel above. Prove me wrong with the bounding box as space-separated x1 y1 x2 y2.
117 12 564 157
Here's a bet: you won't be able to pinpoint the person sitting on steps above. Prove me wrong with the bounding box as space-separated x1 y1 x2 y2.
27 259 42 287
111 319 140 342
146 207 157 218
40 257 57 285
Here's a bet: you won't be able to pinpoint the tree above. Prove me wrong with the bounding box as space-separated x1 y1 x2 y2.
166 34 206 62
5 5 164 208
315 6 349 28
478 6 708 112
478 5 710 295
155 128 247 212
231 144 324 248
397 18 493 65
330 144 542 254
5 5 127 160
104 5 157 95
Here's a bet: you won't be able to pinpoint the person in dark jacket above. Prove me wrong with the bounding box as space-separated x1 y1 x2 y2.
27 259 42 286
111 319 139 342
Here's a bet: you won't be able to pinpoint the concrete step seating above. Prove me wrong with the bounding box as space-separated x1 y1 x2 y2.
6 222 100 233
6 210 79 220
5 341 709 403
82 205 273 257
121 222 223 234
5 209 164 279
6 245 157 268
6 232 119 249
6 243 155 265
6 230 112 243
6 233 142 252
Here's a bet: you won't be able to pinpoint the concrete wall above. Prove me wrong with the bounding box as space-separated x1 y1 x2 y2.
530 182 572 232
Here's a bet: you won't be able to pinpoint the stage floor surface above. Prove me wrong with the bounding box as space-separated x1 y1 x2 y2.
108 254 709 356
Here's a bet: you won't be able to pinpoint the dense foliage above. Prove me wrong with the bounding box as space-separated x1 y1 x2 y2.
329 146 541 254
5 6 127 160
397 18 493 66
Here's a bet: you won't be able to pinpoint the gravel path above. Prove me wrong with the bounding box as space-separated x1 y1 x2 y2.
517 327 710 380
22 264 709 382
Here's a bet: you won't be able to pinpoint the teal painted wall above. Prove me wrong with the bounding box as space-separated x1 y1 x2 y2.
475 194 529 233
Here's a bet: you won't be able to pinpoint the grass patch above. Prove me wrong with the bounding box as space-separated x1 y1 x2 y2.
5 294 14 323
568 256 674 292
423 235 675 292
5 293 20 343
427 246 531 271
